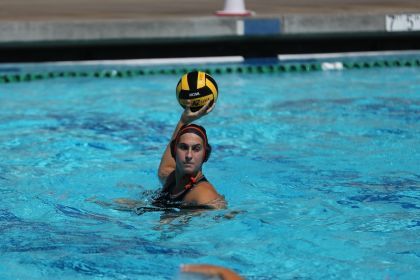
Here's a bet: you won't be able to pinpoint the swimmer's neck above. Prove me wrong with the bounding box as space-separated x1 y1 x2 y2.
174 170 203 191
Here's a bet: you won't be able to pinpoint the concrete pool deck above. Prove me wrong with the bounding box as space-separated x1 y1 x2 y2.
0 0 419 61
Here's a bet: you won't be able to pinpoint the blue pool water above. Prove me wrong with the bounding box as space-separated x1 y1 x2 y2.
0 62 419 279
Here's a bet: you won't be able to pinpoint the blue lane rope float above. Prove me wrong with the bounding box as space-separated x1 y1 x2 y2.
1 58 419 84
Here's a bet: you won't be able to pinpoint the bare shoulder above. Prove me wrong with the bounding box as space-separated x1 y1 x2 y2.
185 181 226 209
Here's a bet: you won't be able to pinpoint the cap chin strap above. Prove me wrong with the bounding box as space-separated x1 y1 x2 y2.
185 175 197 190
169 174 202 200
184 170 205 188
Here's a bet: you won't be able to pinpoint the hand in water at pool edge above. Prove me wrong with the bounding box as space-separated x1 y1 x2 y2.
156 96 226 209
181 264 243 280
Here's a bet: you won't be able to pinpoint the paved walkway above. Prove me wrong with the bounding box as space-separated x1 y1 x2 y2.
0 0 419 21
0 0 419 62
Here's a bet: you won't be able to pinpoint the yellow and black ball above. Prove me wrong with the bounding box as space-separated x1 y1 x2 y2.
176 71 218 112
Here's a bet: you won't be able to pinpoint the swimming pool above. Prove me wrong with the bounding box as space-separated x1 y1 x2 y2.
0 59 419 279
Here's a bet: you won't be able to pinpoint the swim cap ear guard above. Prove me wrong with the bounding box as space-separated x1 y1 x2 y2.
170 124 212 162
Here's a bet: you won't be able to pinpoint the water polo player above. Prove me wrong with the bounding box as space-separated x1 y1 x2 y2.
155 72 225 209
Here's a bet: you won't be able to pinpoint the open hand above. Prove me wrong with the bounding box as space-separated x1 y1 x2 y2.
180 100 215 124
181 264 243 280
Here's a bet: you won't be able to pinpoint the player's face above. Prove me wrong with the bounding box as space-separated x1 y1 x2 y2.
175 133 205 175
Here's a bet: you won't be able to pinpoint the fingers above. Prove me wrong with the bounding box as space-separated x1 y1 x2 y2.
181 99 216 124
181 264 219 274
196 99 215 116
184 99 192 108
181 264 243 280
205 101 216 114
183 100 193 113
194 100 211 116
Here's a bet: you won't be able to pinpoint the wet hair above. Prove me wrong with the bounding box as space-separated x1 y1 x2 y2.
170 124 212 162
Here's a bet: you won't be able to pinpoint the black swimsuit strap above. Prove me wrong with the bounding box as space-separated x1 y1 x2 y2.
194 175 208 184
165 175 208 202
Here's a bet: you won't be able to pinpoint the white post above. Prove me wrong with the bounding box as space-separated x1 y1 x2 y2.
216 0 253 16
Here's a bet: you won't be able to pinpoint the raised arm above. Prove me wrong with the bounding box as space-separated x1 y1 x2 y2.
157 101 215 185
